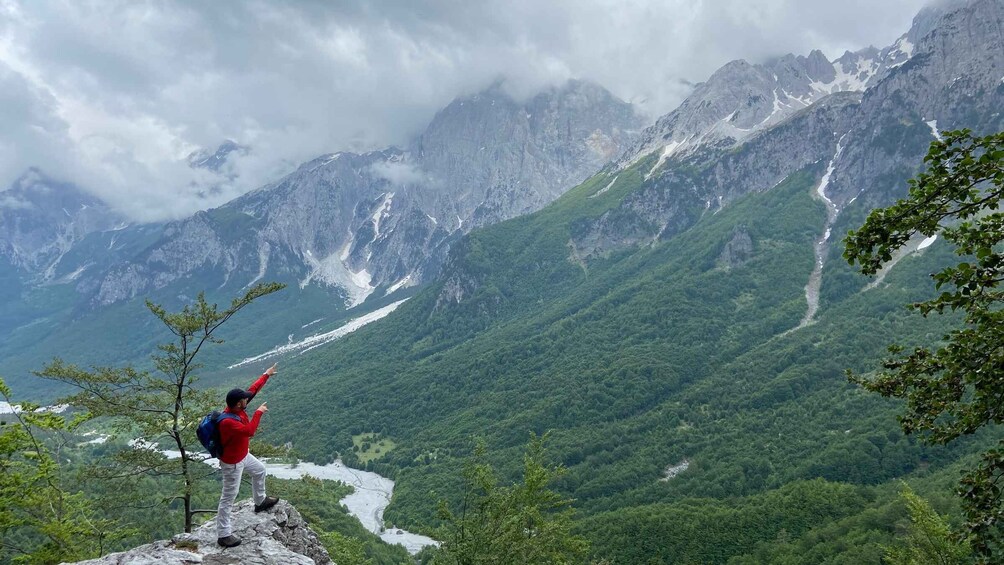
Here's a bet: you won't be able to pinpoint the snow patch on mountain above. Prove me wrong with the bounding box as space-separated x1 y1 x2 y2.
646 140 687 179
816 137 845 221
887 36 915 68
813 56 878 94
371 192 394 239
246 242 271 288
228 299 409 369
589 175 618 198
386 274 414 295
865 234 940 292
926 120 943 141
785 136 847 336
300 250 374 307
310 153 342 172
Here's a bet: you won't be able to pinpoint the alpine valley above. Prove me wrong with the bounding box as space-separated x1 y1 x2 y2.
3 0 1004 563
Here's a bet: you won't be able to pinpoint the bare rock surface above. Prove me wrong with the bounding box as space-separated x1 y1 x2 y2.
66 500 331 565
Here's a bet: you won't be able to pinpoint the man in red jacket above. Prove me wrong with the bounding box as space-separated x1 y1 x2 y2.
216 362 280 548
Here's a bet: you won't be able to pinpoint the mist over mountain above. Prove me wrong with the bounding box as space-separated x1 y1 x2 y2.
3 1 1004 562
249 1 1001 562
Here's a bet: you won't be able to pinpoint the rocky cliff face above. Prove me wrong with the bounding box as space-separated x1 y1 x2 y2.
67 500 331 565
69 80 641 308
567 0 1004 260
0 169 125 281
416 80 640 228
827 0 1004 209
617 0 969 174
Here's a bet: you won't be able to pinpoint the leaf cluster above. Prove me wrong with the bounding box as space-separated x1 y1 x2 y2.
434 434 588 565
844 129 1004 559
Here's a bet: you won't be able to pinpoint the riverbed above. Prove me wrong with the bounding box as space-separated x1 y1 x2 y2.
135 441 438 554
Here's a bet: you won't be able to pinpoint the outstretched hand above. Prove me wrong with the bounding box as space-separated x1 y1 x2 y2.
265 363 277 376
257 402 268 414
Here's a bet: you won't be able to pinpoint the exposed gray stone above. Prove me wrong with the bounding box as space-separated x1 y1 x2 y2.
0 168 124 281
71 80 641 307
65 500 331 565
565 0 1004 263
717 226 754 269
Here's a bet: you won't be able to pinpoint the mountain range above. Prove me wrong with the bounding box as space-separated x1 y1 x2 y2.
251 1 999 562
0 79 641 385
3 0 1004 562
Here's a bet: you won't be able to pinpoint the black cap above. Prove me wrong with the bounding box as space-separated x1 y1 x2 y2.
226 388 254 408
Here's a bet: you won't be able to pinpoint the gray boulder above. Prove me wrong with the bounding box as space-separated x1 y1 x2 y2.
66 500 331 565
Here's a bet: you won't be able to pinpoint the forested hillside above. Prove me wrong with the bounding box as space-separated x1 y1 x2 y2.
258 153 983 562
4 1 1004 563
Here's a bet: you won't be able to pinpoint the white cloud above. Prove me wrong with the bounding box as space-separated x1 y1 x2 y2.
0 0 930 221
370 161 427 186
0 194 31 209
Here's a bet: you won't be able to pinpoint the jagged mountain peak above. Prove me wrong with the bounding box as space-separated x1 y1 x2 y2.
559 0 1003 267
0 170 125 280
187 139 248 173
72 77 641 308
617 0 1004 178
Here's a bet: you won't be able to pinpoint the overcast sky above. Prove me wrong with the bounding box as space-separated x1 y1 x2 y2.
0 0 931 222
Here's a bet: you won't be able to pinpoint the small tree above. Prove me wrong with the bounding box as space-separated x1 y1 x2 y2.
36 282 284 533
435 433 588 564
844 129 1004 559
885 485 972 565
0 378 124 563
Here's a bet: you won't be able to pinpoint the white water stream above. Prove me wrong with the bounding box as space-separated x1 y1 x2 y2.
784 137 846 335
129 442 438 554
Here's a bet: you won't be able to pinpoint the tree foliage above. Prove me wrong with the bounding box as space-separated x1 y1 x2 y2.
845 129 1004 559
434 433 588 564
35 282 284 533
885 484 972 565
0 378 126 563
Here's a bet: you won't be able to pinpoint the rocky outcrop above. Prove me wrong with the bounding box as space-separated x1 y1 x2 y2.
568 92 859 259
567 0 1004 263
70 80 641 307
828 0 1004 209
569 169 704 260
618 44 892 171
0 168 125 281
417 80 641 229
67 500 331 565
717 226 754 269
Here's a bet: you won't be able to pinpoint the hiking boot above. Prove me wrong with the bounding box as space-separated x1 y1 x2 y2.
217 535 241 548
254 496 279 513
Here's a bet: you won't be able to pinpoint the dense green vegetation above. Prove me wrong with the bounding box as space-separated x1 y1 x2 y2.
0 414 413 565
845 129 1004 559
429 434 588 564
244 150 990 562
7 124 999 561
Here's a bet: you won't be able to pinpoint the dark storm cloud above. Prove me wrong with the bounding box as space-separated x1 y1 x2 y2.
0 0 929 221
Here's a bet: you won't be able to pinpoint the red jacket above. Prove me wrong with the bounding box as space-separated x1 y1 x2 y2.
218 372 270 464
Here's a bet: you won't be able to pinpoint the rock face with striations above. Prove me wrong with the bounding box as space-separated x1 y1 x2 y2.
0 168 125 281
565 0 1004 261
434 0 1004 310
52 79 642 308
66 500 331 565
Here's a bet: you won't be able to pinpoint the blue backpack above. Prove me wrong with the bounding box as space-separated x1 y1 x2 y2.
196 411 240 458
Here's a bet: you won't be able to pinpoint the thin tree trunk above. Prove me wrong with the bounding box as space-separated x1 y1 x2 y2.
183 493 193 533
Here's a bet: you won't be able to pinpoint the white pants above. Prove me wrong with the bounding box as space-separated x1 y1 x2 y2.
216 453 267 537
